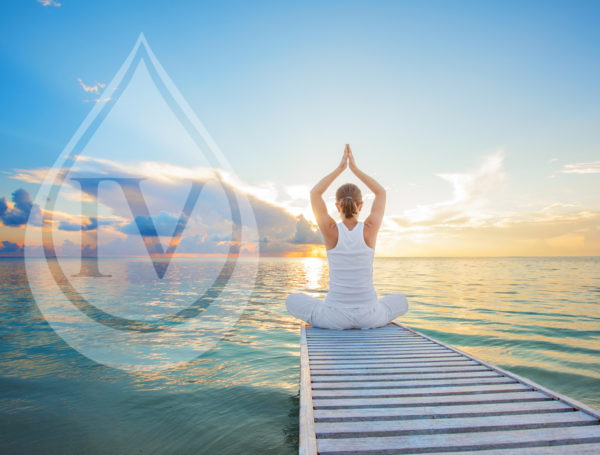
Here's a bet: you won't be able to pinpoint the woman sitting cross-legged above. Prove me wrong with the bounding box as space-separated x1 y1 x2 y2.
286 145 408 330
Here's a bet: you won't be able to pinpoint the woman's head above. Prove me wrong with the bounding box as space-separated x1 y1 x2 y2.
335 183 363 219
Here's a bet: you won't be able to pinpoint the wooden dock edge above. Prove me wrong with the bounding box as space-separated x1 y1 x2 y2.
394 321 600 420
299 323 317 455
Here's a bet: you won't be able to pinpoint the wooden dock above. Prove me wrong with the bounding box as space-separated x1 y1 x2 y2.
299 322 600 454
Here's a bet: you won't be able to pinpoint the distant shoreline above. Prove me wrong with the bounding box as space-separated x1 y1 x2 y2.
2 255 598 259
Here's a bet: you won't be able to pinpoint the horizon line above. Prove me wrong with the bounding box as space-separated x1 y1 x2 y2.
2 255 598 259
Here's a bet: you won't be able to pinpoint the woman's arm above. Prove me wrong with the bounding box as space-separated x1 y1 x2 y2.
310 148 348 248
347 145 386 238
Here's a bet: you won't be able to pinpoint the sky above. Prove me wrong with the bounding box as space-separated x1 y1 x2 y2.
0 0 599 257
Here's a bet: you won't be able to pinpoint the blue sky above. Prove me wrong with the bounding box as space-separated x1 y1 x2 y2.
1 1 599 256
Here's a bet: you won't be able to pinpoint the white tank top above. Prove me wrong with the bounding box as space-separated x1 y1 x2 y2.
324 221 378 308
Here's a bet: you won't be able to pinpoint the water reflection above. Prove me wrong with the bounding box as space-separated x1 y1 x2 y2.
300 257 327 291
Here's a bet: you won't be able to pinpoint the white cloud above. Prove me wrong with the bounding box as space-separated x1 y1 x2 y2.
10 167 49 184
555 160 600 175
10 157 307 217
37 0 61 6
397 150 506 228
83 97 113 104
77 78 106 94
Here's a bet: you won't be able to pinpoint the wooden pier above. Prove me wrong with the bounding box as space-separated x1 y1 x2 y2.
299 322 600 454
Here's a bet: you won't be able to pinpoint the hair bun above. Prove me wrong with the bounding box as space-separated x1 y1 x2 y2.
336 183 362 219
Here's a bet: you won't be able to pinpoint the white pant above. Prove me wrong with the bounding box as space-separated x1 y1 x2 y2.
286 293 408 330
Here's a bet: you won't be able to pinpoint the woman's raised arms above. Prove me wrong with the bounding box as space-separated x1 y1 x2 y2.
347 145 386 248
310 148 348 249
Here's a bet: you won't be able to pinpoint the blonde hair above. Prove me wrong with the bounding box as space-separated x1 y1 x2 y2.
336 183 362 219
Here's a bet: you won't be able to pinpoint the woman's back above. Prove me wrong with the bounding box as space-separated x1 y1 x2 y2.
325 221 378 308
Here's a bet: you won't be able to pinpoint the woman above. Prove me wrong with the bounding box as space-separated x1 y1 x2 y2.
286 145 408 330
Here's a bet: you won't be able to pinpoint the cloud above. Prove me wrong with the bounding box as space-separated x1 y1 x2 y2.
394 151 506 229
377 150 600 257
70 156 325 255
37 0 61 6
54 239 99 257
0 240 24 256
58 216 100 232
0 188 39 227
120 212 185 237
77 79 111 103
289 215 322 244
77 78 106 94
554 160 600 175
10 167 49 184
83 97 113 104
12 156 324 257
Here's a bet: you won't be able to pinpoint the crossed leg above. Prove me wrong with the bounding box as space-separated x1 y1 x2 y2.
286 292 408 330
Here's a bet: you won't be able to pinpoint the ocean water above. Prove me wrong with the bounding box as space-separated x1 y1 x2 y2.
1 257 599 454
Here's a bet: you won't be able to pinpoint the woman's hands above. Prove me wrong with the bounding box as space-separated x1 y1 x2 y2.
346 144 358 173
337 146 349 172
313 144 362 198
337 144 359 173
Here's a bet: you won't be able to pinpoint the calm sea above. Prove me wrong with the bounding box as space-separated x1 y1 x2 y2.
1 257 599 454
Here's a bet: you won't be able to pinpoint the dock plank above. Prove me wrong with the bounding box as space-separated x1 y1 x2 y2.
313 390 548 409
309 352 462 359
425 443 600 455
311 382 530 398
317 426 600 453
310 365 492 376
310 358 471 365
311 360 479 369
314 399 576 421
311 371 503 382
311 376 516 389
315 410 597 436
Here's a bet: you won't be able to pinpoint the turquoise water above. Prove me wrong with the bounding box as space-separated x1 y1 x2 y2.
1 257 599 453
